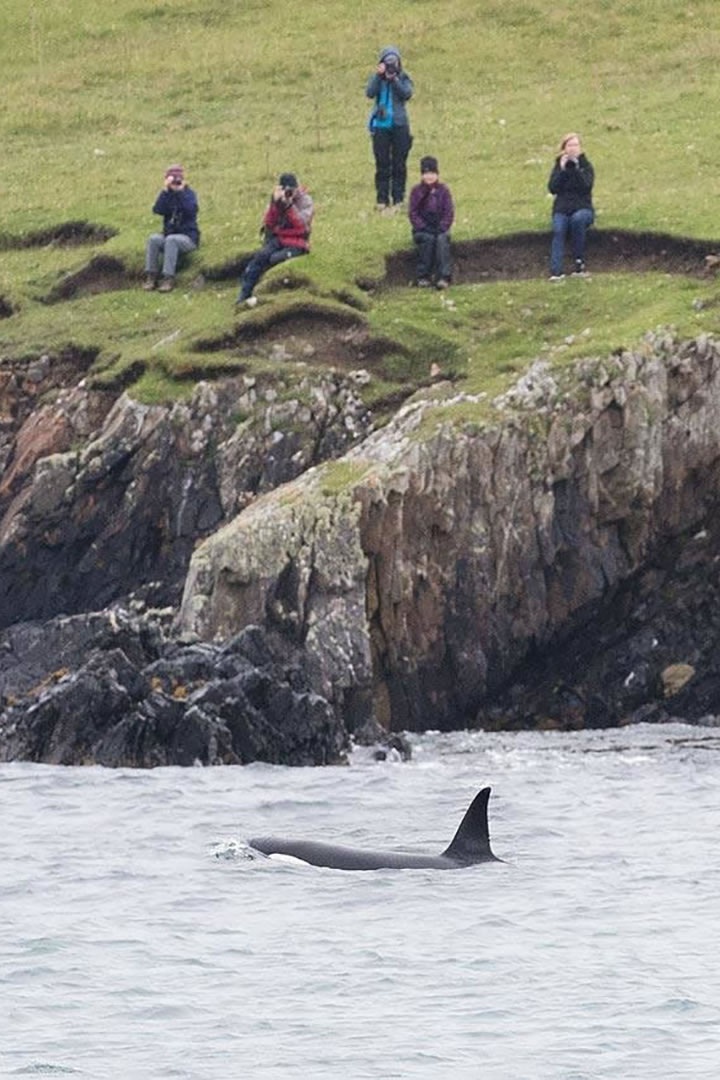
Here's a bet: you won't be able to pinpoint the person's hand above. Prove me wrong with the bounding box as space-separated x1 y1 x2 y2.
273 184 286 202
559 154 569 169
164 175 175 188
376 61 386 76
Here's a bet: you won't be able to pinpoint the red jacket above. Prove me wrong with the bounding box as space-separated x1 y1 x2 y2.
263 188 314 250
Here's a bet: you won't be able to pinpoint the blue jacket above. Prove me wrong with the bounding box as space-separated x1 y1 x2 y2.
366 45 413 130
152 187 200 245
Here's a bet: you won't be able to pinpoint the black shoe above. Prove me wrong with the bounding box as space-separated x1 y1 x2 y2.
573 259 587 275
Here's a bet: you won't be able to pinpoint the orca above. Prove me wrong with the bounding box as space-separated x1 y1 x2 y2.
250 786 501 870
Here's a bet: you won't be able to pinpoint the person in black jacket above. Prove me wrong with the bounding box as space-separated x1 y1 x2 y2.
144 164 199 292
547 133 594 280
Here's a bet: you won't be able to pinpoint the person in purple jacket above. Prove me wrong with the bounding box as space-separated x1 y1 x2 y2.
408 156 454 289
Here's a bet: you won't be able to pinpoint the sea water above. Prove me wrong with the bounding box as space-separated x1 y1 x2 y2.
1 723 719 1080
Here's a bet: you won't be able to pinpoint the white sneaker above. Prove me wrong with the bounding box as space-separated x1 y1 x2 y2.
549 274 565 282
243 296 258 308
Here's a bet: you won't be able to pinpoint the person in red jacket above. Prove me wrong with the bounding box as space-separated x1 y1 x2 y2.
236 173 314 306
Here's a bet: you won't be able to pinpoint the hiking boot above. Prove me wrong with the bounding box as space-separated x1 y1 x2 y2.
573 259 587 275
157 276 175 292
436 279 450 290
142 273 157 290
416 278 432 288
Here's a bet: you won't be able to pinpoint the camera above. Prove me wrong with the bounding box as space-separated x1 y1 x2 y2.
384 60 398 76
565 158 577 169
283 186 295 199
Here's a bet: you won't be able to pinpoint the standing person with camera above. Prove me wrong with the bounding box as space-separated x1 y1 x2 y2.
235 172 313 308
143 165 199 292
366 46 413 212
548 133 595 281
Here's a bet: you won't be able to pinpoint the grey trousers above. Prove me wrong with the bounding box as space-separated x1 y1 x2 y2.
144 233 196 277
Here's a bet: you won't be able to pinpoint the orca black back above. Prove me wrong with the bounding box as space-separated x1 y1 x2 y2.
250 786 500 871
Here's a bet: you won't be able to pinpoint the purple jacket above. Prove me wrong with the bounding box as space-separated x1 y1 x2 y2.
409 181 454 234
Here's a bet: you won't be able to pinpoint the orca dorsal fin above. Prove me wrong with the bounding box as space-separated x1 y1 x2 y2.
442 787 497 864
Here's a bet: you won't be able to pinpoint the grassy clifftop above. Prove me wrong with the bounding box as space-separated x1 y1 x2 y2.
2 0 720 407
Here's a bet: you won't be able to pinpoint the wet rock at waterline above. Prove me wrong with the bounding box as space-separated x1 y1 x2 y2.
0 612 347 767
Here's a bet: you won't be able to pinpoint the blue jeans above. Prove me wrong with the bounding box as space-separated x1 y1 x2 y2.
237 237 307 300
550 209 594 275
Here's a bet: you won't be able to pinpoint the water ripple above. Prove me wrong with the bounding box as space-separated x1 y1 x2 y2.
1 723 719 1080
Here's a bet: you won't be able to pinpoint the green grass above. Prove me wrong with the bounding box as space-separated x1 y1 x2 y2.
3 0 720 409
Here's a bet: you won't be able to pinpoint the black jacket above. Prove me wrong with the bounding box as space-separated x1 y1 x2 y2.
548 154 594 215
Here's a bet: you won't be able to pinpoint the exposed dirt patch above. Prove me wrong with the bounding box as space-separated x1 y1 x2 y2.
194 304 406 373
201 253 253 282
383 228 720 285
89 359 147 393
0 221 116 250
43 255 132 303
200 254 315 295
169 359 250 382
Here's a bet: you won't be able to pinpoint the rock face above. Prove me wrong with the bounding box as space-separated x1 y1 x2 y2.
0 611 347 767
0 366 371 629
5 330 720 765
474 514 720 730
0 354 371 766
178 332 720 732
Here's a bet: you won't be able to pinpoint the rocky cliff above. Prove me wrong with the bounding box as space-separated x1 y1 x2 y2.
178 331 720 733
0 356 371 764
3 331 720 765
0 362 371 627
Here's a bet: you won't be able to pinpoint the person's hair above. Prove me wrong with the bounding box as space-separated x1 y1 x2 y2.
559 132 581 152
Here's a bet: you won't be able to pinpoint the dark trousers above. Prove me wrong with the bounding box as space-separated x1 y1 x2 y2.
238 237 307 300
413 230 452 282
372 126 412 205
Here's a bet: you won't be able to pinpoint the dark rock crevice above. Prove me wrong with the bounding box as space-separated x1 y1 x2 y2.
476 508 720 730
